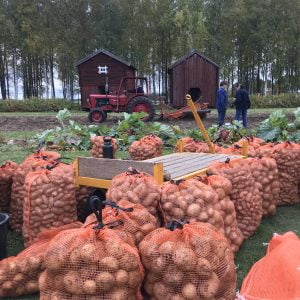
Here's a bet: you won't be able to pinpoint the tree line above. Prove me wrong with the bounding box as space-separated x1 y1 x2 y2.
0 0 299 100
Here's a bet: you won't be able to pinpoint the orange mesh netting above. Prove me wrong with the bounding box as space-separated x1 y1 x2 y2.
10 151 61 231
90 136 118 158
208 159 263 239
0 222 81 298
198 175 244 253
160 179 225 234
139 222 236 300
106 168 160 217
0 161 18 212
40 226 144 300
239 231 300 300
247 157 279 216
129 134 163 160
175 137 221 153
84 199 158 245
22 162 77 247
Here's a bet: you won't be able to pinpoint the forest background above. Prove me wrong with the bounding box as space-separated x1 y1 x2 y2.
0 0 299 101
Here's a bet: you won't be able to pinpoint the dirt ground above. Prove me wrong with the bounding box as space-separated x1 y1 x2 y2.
0 111 293 132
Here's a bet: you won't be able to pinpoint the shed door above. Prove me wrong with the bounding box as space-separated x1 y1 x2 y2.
188 88 201 102
81 85 98 108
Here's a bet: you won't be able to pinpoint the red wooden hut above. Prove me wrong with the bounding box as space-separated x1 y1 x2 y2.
168 49 219 107
75 49 136 109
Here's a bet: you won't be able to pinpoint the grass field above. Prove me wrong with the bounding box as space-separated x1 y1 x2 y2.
1 120 299 299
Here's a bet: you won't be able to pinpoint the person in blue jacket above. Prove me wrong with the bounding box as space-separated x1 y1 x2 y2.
234 83 250 128
216 81 228 127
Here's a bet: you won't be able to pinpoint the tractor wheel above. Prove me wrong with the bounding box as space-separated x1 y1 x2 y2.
88 108 107 123
127 96 155 122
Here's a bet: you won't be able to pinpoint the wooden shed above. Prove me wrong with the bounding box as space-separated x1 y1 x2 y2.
168 50 219 107
75 49 136 109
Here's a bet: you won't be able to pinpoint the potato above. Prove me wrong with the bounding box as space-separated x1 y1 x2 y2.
115 269 129 285
83 279 97 294
110 288 129 300
25 280 39 293
100 256 119 272
198 272 220 298
153 282 168 298
95 272 115 291
163 267 183 286
173 246 197 270
128 270 142 288
182 283 197 300
63 271 82 295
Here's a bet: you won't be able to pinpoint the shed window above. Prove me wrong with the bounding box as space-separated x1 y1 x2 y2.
188 88 201 102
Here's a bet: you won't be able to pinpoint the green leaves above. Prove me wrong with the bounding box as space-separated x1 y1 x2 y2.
257 108 300 141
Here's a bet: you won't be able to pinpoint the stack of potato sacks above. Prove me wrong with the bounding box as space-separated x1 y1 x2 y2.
10 151 61 231
90 136 118 158
0 161 18 212
208 158 263 239
129 134 163 160
22 161 78 246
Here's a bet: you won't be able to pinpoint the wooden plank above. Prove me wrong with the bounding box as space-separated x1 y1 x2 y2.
167 155 241 179
144 152 193 163
155 154 208 168
164 154 225 173
78 157 160 180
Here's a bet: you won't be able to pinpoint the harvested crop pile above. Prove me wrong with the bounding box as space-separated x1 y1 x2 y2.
129 134 163 160
247 157 279 216
10 151 61 232
139 222 236 300
40 226 144 300
248 143 275 157
0 222 82 298
160 179 224 233
176 137 220 153
272 142 300 205
22 162 77 246
90 136 118 158
107 168 160 217
84 200 158 245
198 175 244 253
208 159 263 239
0 161 18 212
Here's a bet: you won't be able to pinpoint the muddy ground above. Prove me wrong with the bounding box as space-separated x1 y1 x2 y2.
0 111 293 132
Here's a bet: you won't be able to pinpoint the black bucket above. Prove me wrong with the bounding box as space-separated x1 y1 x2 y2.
0 213 9 260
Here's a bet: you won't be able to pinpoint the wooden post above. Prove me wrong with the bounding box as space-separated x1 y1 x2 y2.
186 94 215 154
177 139 184 152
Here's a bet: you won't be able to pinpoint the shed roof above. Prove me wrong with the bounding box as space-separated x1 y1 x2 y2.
168 49 219 71
75 49 136 69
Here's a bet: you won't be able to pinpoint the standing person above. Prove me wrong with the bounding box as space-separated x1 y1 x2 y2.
216 81 228 127
234 83 250 128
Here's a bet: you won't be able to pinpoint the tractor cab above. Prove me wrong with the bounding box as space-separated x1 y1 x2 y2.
88 77 154 123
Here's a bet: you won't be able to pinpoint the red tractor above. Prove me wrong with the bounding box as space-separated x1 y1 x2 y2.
87 77 155 123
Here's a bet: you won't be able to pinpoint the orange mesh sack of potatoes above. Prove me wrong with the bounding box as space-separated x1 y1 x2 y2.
0 222 82 298
90 136 118 158
40 226 144 300
129 134 163 160
106 168 160 217
176 137 221 153
238 231 300 300
22 161 77 247
0 161 18 212
247 157 279 216
208 158 263 239
198 175 244 253
139 222 236 300
272 142 300 205
10 151 61 232
160 179 225 233
84 199 158 245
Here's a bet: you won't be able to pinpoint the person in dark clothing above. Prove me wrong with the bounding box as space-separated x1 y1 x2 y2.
234 83 250 128
216 81 228 127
